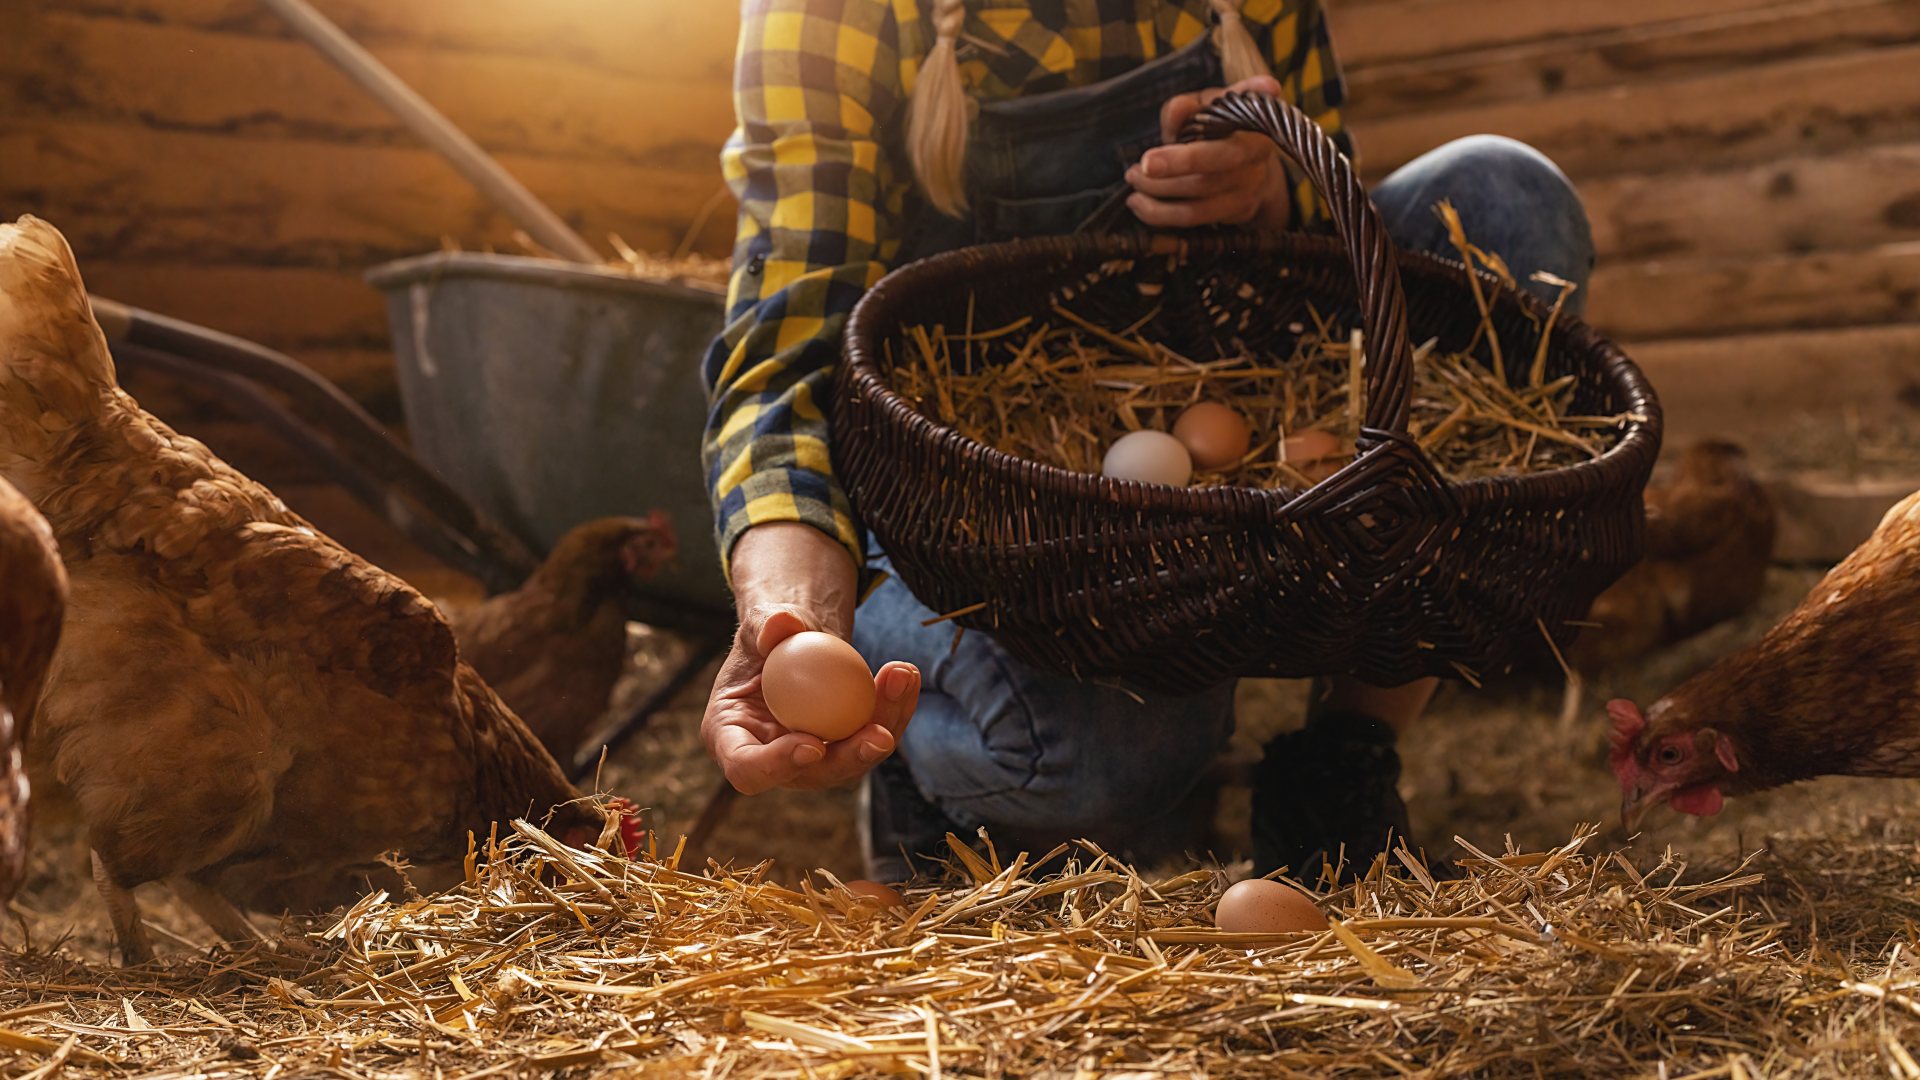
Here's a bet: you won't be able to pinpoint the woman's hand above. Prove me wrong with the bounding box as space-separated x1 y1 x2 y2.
703 523 921 794
1127 75 1292 232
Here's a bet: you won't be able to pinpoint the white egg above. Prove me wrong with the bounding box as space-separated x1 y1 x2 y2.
1102 430 1193 487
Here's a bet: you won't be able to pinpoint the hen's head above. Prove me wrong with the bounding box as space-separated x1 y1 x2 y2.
557 796 647 858
535 513 679 601
1608 698 1741 831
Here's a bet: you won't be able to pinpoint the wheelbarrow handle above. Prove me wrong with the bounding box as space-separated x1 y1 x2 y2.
92 295 542 590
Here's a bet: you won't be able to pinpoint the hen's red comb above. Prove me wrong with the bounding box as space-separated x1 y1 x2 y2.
605 797 646 858
1606 700 1645 772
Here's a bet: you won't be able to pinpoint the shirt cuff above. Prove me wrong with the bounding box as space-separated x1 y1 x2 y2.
714 476 871 594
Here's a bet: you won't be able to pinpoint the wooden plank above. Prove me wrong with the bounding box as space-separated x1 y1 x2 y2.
1626 324 1920 449
8 13 735 173
48 0 740 86
1352 43 1920 180
0 119 732 266
1580 142 1920 262
1345 0 1920 120
1766 473 1920 562
1587 241 1920 341
1329 0 1785 70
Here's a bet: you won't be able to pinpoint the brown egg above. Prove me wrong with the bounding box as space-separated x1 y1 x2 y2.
1214 879 1328 934
762 631 876 742
842 880 905 907
1172 402 1252 470
1283 428 1342 465
1102 429 1193 487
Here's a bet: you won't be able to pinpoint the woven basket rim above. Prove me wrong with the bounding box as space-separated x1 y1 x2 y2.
842 230 1662 521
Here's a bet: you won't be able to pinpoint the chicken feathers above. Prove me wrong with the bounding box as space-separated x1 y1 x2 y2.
0 216 638 962
0 475 66 908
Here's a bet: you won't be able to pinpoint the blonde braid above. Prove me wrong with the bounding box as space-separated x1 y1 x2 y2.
1210 0 1274 84
907 0 971 217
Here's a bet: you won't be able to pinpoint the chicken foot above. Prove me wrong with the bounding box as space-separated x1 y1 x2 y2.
169 877 272 954
91 849 153 966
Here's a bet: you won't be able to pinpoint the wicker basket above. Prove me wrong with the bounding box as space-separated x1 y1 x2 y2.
833 93 1662 695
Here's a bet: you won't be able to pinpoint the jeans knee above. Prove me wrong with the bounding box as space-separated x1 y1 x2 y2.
900 677 1235 835
1435 134 1570 184
1378 133 1595 304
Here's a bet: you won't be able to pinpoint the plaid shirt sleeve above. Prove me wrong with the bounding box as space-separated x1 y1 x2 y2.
701 0 908 581
1252 0 1355 229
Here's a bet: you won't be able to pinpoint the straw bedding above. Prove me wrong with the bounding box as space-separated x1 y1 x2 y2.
6 815 1920 1079
887 205 1630 489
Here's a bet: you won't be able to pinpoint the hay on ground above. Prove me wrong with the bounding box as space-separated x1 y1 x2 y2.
6 819 1920 1078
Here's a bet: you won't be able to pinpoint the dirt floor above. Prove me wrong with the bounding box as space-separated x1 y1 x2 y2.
16 561 1920 975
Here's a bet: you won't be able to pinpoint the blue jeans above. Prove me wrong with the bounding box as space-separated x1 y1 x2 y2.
852 134 1595 850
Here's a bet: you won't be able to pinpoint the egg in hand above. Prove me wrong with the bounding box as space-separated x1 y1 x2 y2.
761 631 876 741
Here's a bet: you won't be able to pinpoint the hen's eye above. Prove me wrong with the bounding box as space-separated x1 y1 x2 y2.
1655 745 1685 766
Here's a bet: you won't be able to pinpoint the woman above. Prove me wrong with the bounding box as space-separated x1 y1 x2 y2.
700 0 1593 881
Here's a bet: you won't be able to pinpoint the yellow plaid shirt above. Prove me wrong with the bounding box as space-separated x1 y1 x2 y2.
702 0 1352 578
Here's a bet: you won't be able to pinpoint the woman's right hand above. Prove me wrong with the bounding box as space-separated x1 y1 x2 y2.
702 523 921 794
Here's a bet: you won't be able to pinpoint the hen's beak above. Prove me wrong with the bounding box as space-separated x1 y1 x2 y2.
1620 783 1662 833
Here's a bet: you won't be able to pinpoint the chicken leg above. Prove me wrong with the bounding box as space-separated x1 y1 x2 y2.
170 877 270 953
91 849 152 965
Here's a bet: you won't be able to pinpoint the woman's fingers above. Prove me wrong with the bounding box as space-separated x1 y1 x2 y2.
712 723 831 795
871 662 921 740
1128 188 1265 229
1138 132 1271 182
1159 75 1281 143
1125 164 1243 200
747 605 813 658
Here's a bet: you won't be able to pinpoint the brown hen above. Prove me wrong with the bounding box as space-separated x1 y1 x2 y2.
1609 488 1920 829
1554 440 1776 727
0 217 641 963
445 514 676 767
1572 439 1777 671
0 476 66 909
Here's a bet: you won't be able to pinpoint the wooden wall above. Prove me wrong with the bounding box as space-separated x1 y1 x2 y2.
0 0 740 464
1329 0 1920 450
4 0 1917 493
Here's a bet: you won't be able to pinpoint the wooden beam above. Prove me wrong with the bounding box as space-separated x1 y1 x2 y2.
1587 241 1920 342
1330 0 1788 70
0 119 731 265
1344 0 1920 120
9 13 734 173
51 0 740 85
1625 324 1920 448
1352 42 1920 180
1580 141 1920 262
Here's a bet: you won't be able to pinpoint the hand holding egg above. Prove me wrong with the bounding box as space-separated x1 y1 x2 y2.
703 599 923 797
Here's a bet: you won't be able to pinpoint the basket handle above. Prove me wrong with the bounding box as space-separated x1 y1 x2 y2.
1181 92 1414 436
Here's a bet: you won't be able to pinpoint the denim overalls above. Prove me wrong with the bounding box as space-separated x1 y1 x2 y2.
850 25 1597 879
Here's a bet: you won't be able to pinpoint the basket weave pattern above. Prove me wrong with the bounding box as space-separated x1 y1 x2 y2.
833 94 1661 695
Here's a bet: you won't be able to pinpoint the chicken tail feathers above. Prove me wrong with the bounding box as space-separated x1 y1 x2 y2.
0 216 120 432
